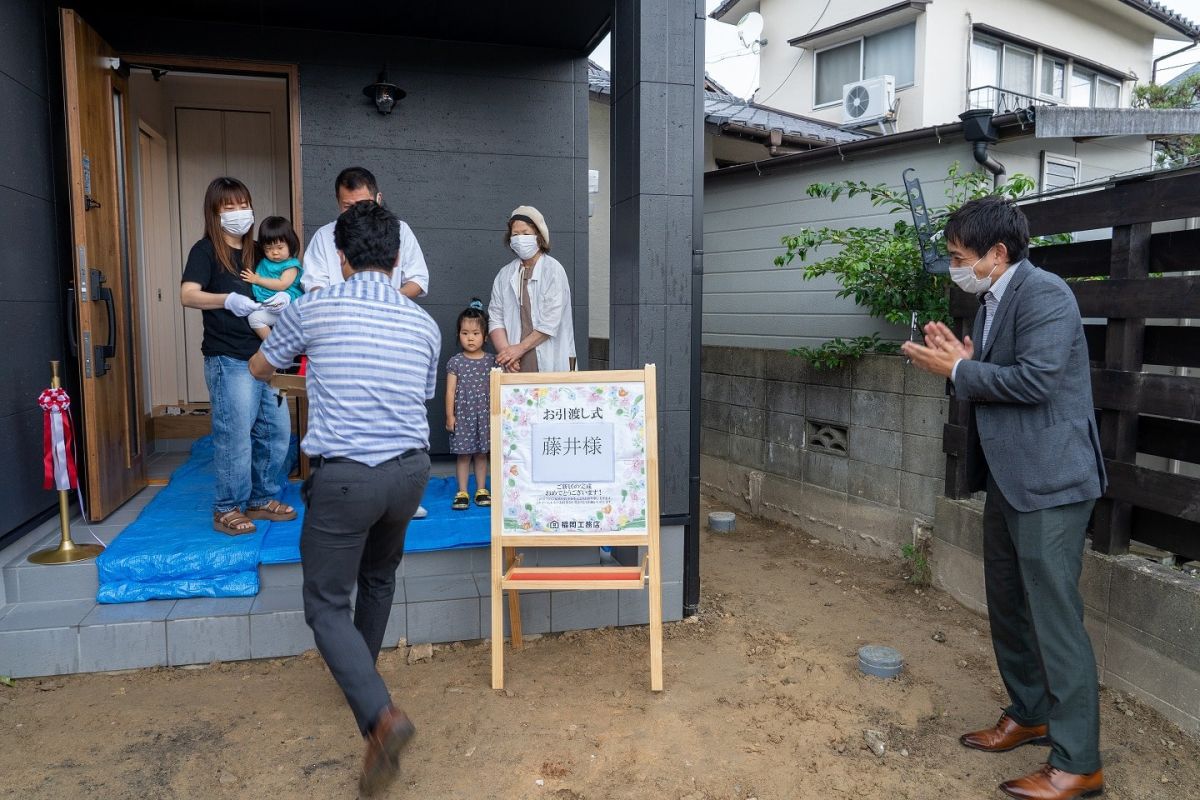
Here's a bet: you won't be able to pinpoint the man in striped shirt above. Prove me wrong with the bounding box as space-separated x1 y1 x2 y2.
251 200 439 797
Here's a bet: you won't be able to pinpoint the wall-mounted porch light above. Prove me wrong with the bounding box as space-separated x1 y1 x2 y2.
362 66 405 115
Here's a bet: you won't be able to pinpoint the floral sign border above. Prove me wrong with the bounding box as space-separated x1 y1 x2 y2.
500 381 648 534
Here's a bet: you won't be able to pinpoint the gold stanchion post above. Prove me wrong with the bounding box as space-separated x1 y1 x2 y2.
28 361 103 565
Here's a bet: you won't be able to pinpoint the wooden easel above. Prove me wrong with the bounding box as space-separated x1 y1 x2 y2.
489 366 663 691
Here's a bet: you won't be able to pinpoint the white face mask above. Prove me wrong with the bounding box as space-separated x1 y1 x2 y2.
220 209 255 237
510 234 540 260
949 251 1000 295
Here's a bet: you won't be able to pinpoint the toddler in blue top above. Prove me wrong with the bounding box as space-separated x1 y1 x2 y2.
242 215 304 340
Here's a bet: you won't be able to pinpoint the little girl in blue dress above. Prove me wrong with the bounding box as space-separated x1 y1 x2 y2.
445 299 497 510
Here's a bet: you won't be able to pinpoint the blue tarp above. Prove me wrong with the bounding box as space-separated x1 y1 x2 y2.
96 437 489 603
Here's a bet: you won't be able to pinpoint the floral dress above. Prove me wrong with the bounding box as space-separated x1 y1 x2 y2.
447 352 497 454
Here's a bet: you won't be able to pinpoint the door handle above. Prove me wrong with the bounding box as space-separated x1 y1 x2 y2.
89 268 116 376
66 286 79 358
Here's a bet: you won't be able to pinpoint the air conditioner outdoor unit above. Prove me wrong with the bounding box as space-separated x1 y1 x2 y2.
842 75 895 127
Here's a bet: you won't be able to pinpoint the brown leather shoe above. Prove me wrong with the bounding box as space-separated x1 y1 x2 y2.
960 713 1049 752
359 706 416 797
1000 764 1104 799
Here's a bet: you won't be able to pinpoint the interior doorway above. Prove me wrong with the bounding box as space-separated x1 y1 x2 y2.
129 68 296 411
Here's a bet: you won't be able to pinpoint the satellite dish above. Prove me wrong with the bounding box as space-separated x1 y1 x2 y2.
736 12 765 50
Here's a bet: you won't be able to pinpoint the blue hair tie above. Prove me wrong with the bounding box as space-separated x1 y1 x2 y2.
469 299 484 311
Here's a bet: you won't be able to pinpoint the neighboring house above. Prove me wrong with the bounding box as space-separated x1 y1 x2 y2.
702 114 1163 350
587 61 865 337
711 0 1199 133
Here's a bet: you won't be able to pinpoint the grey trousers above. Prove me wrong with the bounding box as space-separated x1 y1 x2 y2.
300 451 430 734
983 476 1100 774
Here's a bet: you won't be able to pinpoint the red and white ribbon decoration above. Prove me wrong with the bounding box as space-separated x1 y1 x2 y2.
38 387 78 491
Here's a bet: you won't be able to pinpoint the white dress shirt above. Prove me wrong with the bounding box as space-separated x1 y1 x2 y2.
300 219 429 296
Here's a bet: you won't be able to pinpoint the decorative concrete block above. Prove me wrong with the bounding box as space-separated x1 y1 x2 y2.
402 549 476 577
850 390 903 432
407 598 481 644
480 590 551 637
847 460 901 507
404 574 480 603
848 427 902 469
551 589 619 632
79 621 167 672
249 610 314 658
167 615 251 665
805 385 850 424
0 627 78 678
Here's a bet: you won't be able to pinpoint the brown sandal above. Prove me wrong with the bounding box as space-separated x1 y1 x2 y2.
214 509 257 536
245 499 298 521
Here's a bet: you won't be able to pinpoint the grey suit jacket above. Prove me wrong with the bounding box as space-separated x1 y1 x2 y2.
953 259 1107 513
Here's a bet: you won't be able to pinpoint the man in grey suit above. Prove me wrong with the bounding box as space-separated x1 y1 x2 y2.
902 196 1106 800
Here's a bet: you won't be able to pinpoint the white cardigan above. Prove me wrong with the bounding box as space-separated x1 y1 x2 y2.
488 254 575 372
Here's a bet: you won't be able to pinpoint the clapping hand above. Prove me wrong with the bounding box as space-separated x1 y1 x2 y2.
901 321 973 378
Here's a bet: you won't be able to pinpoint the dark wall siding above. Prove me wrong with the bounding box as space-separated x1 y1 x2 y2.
94 15 590 453
0 0 67 539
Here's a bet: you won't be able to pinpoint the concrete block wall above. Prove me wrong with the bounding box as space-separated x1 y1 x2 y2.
933 496 1200 738
699 347 947 557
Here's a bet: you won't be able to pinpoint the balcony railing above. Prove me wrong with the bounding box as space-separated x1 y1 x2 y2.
967 85 1059 114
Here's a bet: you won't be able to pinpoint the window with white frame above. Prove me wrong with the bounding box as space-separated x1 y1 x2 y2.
970 33 1124 109
1040 152 1081 192
814 23 916 107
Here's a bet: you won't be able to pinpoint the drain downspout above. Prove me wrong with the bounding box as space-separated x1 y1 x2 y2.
971 140 1006 188
959 108 1006 188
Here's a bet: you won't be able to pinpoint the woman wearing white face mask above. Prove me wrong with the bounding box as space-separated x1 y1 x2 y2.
488 206 576 373
180 177 296 536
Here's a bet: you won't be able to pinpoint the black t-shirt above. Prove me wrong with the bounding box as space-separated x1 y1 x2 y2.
181 238 261 361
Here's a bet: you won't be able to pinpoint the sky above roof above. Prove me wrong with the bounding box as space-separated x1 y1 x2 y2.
589 0 1200 100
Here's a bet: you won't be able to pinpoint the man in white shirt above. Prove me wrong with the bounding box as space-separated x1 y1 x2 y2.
301 166 430 298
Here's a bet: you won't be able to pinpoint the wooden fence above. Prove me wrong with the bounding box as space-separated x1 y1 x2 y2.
943 167 1200 561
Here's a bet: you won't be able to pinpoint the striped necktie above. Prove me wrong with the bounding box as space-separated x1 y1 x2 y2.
981 291 998 350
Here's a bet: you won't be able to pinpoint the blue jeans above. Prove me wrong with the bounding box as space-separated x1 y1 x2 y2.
203 355 292 514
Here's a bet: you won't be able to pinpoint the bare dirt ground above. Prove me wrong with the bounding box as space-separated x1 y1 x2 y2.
2 499 1197 800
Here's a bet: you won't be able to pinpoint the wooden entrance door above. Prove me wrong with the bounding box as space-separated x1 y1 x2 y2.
61 9 146 520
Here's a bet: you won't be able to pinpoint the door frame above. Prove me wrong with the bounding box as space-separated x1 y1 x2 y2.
121 54 304 240
122 55 304 411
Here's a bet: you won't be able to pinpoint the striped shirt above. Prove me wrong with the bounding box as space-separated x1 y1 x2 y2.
261 270 440 465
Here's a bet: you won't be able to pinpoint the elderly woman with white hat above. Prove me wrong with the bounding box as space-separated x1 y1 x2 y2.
488 206 576 373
